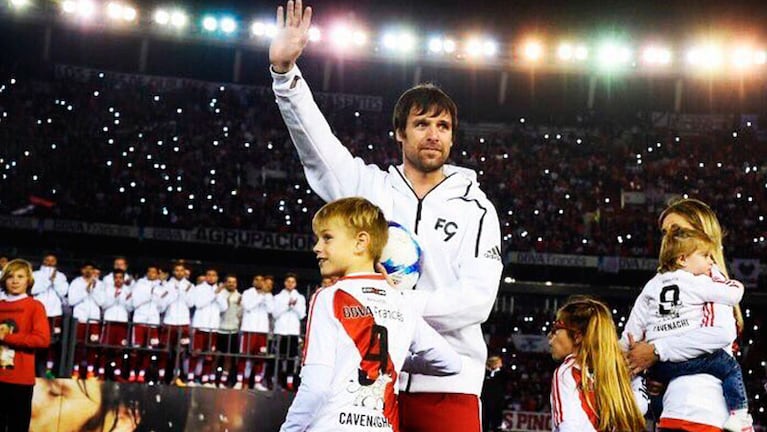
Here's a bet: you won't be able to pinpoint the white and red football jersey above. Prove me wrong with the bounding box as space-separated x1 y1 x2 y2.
280 273 460 432
621 269 743 348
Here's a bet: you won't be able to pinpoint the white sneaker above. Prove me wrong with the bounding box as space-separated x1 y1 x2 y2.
722 410 754 432
233 382 243 390
254 382 269 392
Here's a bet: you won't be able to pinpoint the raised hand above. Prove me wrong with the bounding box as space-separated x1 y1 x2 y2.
269 0 313 74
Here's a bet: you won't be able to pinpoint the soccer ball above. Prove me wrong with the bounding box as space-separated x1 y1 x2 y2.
380 221 423 290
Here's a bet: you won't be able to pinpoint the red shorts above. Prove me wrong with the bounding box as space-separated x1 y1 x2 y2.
75 322 102 344
132 324 160 347
191 330 216 352
162 325 191 348
101 322 129 346
240 332 268 355
399 392 480 432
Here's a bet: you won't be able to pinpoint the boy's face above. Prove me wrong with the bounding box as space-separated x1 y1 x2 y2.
313 218 359 278
679 249 714 276
205 270 219 285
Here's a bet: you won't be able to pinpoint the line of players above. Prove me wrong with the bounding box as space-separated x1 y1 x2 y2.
29 254 313 389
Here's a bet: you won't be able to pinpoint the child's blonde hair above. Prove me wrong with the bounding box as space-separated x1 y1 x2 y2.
658 225 715 273
0 259 35 293
312 197 389 263
557 297 646 432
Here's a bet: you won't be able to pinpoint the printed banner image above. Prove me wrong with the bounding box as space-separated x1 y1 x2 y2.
29 378 293 432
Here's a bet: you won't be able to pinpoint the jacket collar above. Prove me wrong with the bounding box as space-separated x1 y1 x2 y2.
388 164 478 199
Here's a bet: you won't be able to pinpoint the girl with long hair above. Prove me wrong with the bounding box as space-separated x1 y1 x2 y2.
550 297 646 432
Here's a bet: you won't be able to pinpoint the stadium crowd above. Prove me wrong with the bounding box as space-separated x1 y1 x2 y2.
1 67 766 259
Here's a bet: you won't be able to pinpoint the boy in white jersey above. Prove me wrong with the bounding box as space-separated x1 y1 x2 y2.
280 197 461 432
622 226 751 432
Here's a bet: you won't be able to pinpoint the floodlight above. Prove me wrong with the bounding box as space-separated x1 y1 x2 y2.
523 40 543 62
251 21 265 36
10 0 30 10
154 8 170 25
220 17 236 34
202 16 218 32
308 26 321 42
169 10 187 28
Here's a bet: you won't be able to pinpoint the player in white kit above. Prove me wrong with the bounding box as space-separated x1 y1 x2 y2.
280 197 461 432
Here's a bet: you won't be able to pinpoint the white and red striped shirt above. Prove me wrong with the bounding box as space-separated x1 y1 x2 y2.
551 355 598 432
621 269 743 348
280 273 461 432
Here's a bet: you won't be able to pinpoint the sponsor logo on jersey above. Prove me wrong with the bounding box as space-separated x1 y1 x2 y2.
362 286 387 296
342 305 403 322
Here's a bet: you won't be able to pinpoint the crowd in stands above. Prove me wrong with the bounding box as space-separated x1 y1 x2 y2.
1 67 766 260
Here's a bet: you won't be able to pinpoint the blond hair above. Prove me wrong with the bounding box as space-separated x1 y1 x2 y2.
0 259 35 293
659 197 743 330
658 226 715 273
312 197 389 263
557 297 646 432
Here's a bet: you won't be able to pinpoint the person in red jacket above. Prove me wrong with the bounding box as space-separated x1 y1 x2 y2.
0 259 51 432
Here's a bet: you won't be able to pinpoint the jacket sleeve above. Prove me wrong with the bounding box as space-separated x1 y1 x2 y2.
240 290 258 311
685 275 744 306
215 290 229 312
272 292 288 319
31 274 47 296
4 301 51 349
193 285 215 309
406 315 462 376
67 280 87 307
271 65 387 203
620 289 650 351
653 303 736 362
293 294 307 321
411 199 503 333
54 274 69 298
91 282 108 308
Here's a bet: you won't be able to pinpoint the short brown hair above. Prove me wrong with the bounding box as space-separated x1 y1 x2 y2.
312 197 389 264
392 83 458 141
658 226 715 273
0 259 35 293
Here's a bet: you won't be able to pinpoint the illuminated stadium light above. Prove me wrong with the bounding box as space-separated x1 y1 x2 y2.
251 21 266 36
62 0 95 18
557 43 574 60
220 17 237 34
201 16 218 32
382 31 416 53
755 50 767 65
330 24 367 50
427 37 456 54
170 10 187 28
597 42 632 69
106 3 136 22
62 0 77 14
265 23 278 38
522 40 544 62
153 8 170 25
732 47 754 68
686 44 723 70
308 26 321 42
466 37 497 58
10 0 31 10
642 46 672 65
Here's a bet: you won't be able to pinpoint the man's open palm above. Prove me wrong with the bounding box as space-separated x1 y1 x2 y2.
269 0 313 73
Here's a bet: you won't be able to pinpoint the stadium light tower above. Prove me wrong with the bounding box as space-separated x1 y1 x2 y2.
686 43 723 71
597 41 632 70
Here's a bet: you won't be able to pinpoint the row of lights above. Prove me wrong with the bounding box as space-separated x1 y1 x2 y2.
9 0 767 69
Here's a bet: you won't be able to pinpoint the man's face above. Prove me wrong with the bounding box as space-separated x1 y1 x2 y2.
396 107 453 174
205 270 219 285
113 273 125 288
146 267 159 281
284 276 297 291
225 277 238 291
81 265 94 279
113 258 128 271
253 275 264 290
173 265 186 280
43 255 58 267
